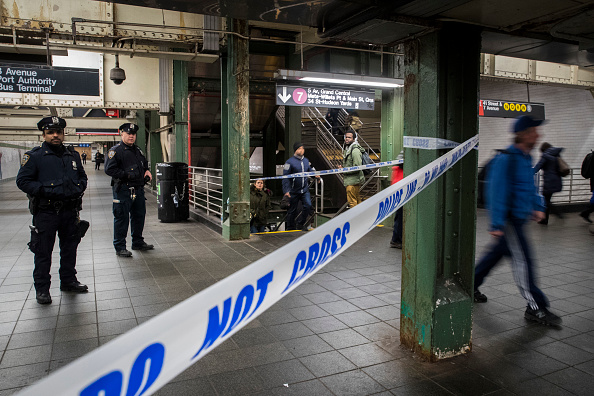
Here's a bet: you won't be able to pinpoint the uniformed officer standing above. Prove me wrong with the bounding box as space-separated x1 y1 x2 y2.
104 123 154 257
16 116 89 305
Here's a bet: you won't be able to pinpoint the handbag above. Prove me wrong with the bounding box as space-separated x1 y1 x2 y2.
557 156 570 177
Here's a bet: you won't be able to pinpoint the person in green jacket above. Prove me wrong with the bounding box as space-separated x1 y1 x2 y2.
250 179 271 233
341 130 364 208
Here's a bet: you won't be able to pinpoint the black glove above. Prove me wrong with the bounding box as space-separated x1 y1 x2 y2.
144 175 151 185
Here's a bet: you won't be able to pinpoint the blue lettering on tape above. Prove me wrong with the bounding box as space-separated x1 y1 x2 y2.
81 343 165 396
193 271 274 358
283 223 350 293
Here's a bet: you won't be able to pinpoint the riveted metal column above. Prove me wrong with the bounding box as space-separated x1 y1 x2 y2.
174 59 188 163
380 87 404 185
401 23 480 361
136 110 147 152
148 111 163 190
284 54 301 161
221 18 250 240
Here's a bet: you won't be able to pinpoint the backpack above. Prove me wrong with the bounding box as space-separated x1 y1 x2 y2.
360 149 374 175
557 156 570 177
581 151 593 179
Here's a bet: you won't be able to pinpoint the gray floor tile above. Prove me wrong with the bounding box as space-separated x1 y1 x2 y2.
320 370 386 396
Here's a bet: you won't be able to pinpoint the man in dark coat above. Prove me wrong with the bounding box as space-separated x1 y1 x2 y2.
104 123 153 257
533 142 564 225
16 116 89 304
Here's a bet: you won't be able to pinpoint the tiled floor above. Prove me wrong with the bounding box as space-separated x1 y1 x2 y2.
0 171 593 395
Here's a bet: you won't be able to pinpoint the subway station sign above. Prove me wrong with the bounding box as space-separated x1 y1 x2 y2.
479 99 545 119
276 84 375 110
0 65 100 96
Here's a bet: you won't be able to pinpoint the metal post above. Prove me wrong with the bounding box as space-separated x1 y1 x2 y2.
206 169 211 216
173 59 188 163
401 23 480 361
221 18 250 240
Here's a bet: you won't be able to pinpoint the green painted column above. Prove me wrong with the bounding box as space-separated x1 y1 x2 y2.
284 53 301 161
136 110 147 153
148 111 163 190
380 87 404 186
400 23 480 361
173 59 188 163
221 18 250 240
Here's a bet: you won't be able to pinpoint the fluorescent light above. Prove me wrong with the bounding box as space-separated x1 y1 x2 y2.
275 69 403 89
300 77 402 88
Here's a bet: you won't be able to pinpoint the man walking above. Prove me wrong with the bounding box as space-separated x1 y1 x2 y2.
282 142 317 231
474 115 561 326
342 130 364 208
104 123 153 257
81 151 87 165
16 116 89 304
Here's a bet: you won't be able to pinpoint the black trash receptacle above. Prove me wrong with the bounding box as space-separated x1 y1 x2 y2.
157 162 189 222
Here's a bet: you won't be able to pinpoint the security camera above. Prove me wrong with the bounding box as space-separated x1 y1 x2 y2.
110 54 126 85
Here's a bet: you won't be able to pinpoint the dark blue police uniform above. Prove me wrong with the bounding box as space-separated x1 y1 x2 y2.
16 116 88 304
104 123 152 255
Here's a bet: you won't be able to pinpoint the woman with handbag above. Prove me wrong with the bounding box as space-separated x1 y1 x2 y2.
534 142 565 225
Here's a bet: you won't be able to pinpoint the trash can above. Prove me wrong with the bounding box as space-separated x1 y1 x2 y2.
157 162 189 222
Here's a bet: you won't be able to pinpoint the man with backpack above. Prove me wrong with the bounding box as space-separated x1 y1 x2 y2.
579 150 594 223
341 130 364 208
474 115 562 326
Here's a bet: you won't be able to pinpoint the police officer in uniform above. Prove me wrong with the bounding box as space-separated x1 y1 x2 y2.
16 116 89 305
105 123 153 257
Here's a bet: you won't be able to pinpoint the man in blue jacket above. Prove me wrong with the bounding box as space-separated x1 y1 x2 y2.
474 115 561 326
282 142 317 230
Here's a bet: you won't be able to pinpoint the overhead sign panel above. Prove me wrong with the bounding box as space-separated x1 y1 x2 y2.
0 65 100 96
479 99 545 119
276 84 374 110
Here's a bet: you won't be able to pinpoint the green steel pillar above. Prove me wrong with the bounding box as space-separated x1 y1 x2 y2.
400 23 480 361
221 18 250 240
380 87 404 187
284 54 301 161
263 107 279 193
148 111 163 190
136 110 147 152
174 59 188 163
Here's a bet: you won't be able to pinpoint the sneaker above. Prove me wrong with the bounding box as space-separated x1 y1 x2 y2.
474 289 488 303
36 291 52 305
390 241 402 249
116 249 133 257
131 242 154 251
525 307 562 326
579 211 593 223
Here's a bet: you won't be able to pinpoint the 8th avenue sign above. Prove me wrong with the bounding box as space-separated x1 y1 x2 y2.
276 84 375 110
0 65 100 96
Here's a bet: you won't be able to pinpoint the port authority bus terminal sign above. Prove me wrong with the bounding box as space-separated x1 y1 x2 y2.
0 65 100 96
276 84 375 110
479 99 545 119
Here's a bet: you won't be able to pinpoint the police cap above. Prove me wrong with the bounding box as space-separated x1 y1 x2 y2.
119 123 139 134
37 116 66 131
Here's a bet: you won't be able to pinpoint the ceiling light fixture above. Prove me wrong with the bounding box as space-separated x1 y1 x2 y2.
275 69 403 88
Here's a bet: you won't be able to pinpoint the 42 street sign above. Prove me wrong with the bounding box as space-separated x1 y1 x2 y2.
276 84 375 110
479 99 545 119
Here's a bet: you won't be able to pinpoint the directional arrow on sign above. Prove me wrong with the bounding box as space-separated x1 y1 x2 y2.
278 86 291 103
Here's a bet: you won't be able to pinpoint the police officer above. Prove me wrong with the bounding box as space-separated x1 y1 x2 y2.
105 123 153 257
16 116 89 305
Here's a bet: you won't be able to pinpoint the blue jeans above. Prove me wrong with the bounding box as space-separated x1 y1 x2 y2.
391 207 403 244
113 186 146 251
250 225 266 233
474 218 548 309
286 190 312 230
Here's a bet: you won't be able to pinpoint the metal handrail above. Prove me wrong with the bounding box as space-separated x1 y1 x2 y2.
189 166 223 221
480 166 591 204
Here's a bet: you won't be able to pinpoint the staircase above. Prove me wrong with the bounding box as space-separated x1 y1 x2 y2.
277 106 383 218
